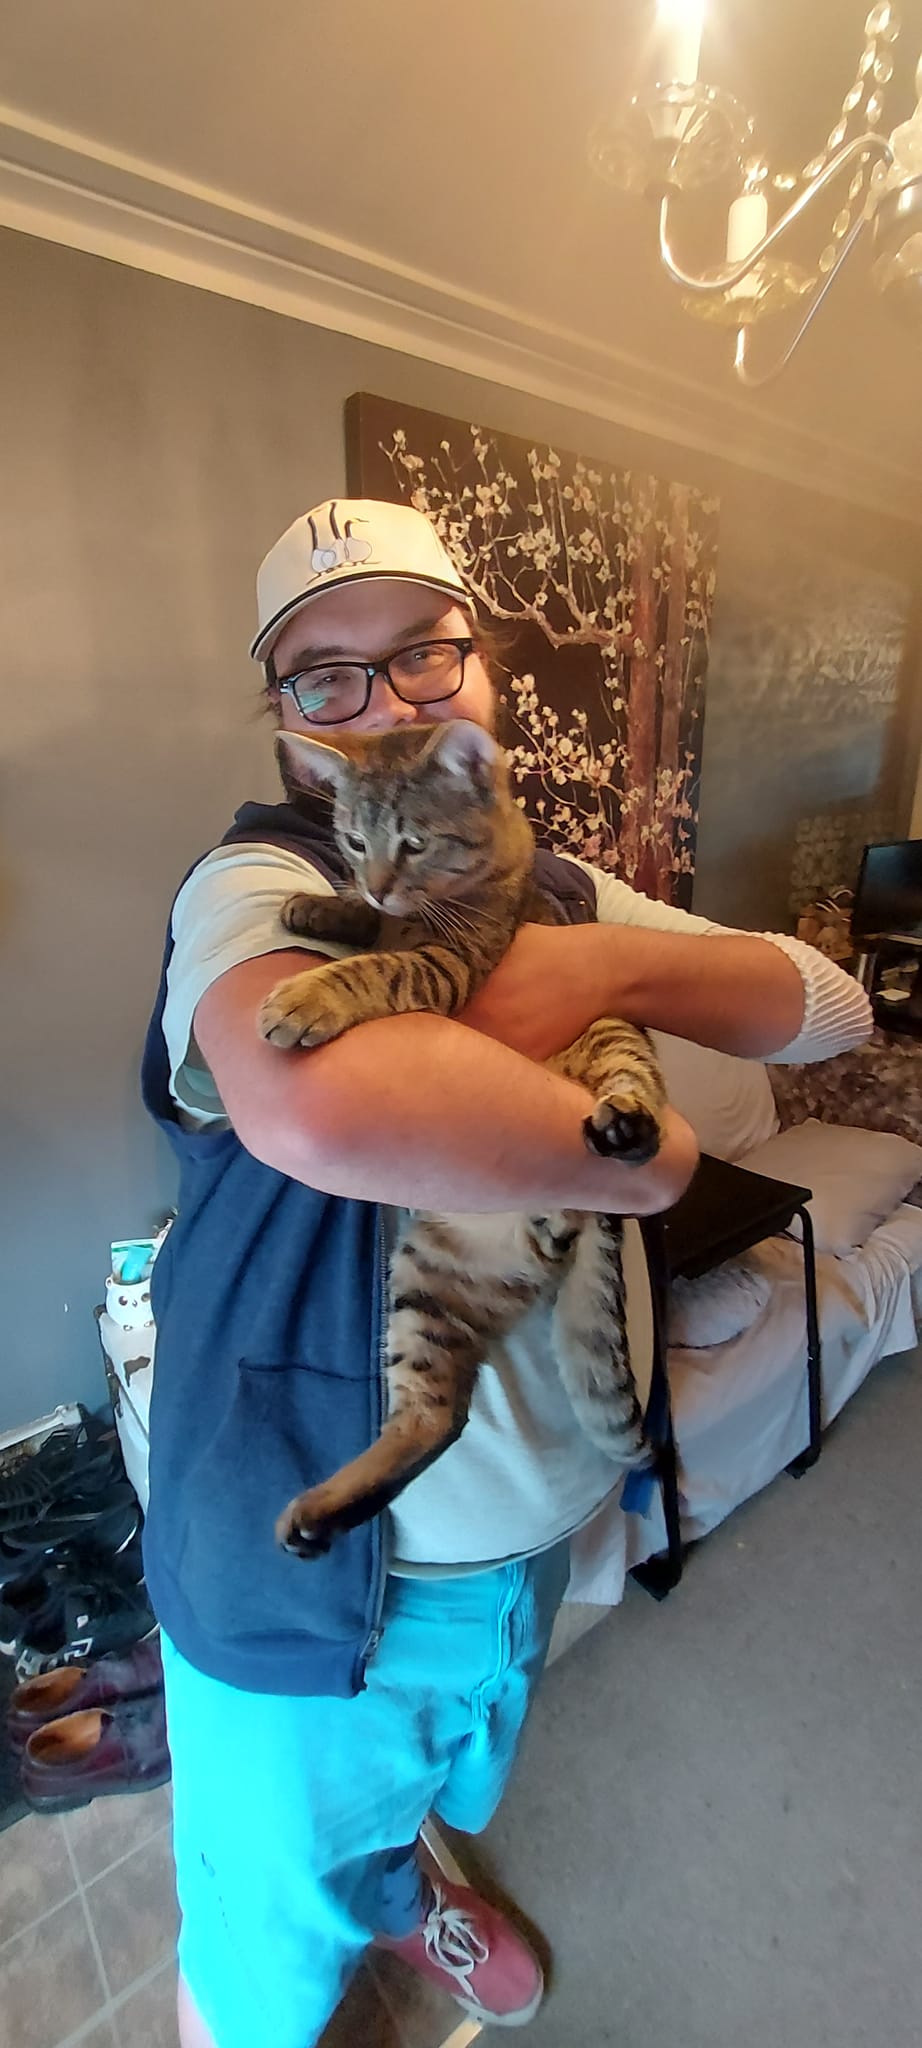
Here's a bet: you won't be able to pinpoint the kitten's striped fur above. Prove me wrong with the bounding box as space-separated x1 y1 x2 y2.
259 719 666 1557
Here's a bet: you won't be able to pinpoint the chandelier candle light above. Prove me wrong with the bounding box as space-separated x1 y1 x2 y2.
590 1 922 384
652 0 705 89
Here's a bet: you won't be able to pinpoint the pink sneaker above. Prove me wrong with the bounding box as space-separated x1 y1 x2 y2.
375 1835 544 2028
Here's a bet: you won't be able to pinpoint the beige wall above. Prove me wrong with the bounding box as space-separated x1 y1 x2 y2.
1 225 919 1426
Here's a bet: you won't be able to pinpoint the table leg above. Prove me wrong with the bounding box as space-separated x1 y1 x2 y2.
786 1204 822 1478
630 1422 685 1600
630 1214 685 1599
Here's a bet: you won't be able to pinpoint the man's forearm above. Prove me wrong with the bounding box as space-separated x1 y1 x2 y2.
590 927 806 1058
457 922 810 1065
243 1011 699 1214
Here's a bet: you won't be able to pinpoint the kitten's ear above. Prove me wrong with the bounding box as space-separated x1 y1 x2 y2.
418 719 498 793
275 730 351 796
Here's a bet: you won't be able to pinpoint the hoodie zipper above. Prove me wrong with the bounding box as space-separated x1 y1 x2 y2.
356 1207 389 1687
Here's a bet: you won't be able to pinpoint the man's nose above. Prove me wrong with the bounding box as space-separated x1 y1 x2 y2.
362 674 420 730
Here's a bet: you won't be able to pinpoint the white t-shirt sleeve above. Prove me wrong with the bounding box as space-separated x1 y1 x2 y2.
162 842 355 1126
568 857 872 1064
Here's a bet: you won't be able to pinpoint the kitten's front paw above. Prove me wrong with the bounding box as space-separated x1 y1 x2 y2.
281 892 381 946
280 891 321 936
258 975 354 1049
583 1101 661 1163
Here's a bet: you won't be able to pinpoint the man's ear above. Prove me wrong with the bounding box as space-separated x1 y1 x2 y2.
275 730 352 796
417 718 498 793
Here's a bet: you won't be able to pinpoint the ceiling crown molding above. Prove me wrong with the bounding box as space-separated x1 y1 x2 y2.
1 103 919 526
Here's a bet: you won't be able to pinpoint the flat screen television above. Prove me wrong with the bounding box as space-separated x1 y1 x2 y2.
851 840 922 942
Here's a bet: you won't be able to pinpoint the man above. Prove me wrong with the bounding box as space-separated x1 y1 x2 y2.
142 499 870 2047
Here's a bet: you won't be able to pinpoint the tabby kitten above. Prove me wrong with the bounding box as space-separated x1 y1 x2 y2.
259 719 666 1558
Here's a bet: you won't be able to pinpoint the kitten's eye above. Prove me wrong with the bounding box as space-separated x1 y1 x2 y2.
345 834 366 855
402 834 425 855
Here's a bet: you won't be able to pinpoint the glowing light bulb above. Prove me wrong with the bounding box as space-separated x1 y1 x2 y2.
727 189 769 262
653 0 705 84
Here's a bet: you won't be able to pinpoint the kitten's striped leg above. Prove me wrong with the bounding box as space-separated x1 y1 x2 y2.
275 1365 476 1557
259 942 477 1049
549 1213 648 1465
276 1220 542 1557
276 1300 484 1557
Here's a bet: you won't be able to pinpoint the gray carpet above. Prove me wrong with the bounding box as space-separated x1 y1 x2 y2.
465 1343 922 2048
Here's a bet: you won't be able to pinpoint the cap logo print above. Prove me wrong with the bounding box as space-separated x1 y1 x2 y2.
308 501 374 577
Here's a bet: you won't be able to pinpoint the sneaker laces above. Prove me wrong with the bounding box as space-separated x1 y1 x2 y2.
0 1416 122 1532
0 1463 56 1528
420 1881 490 1991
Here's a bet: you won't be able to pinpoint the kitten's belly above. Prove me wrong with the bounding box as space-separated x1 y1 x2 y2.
410 1208 545 1285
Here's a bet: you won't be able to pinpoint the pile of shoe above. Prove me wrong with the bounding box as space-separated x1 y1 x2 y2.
0 1408 169 1811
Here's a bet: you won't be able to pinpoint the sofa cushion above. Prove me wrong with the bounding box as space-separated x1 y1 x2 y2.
738 1118 922 1256
669 1260 772 1348
651 1032 779 1162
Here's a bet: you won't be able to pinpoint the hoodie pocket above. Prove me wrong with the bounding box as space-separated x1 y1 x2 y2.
175 1361 378 1647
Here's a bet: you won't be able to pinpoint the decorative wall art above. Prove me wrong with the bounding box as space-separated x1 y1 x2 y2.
346 393 720 907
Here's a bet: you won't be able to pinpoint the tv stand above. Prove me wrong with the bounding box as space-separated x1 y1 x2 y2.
872 990 922 1036
857 934 922 1038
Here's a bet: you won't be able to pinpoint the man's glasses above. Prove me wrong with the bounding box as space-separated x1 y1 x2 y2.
274 636 475 726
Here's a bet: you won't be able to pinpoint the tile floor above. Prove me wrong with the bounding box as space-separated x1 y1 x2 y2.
0 1787 476 2048
0 1604 604 2048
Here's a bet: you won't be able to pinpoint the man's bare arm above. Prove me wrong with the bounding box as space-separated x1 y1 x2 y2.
459 925 807 1065
194 952 699 1215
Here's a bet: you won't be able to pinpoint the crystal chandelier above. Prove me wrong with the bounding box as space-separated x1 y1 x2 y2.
590 2 922 385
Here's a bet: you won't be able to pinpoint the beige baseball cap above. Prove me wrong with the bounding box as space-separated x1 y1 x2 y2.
250 497 473 663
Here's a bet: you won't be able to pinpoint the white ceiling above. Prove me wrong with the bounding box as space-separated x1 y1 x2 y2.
2 0 921 519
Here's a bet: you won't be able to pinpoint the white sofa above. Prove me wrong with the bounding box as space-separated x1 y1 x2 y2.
98 1033 922 1619
563 1031 922 1616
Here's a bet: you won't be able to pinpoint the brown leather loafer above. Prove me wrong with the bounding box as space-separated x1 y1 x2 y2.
7 1635 163 1752
21 1691 170 1812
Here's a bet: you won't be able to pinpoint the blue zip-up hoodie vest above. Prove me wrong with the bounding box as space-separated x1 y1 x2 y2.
140 795 598 1696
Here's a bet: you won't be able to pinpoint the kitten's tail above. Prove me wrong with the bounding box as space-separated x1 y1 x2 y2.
550 1213 648 1466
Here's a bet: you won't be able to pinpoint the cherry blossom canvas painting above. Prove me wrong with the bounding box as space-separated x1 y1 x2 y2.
346 391 719 907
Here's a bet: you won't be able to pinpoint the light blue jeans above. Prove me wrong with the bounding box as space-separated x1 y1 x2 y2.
162 1541 570 2048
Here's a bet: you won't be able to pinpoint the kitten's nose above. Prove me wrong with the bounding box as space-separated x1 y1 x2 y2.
364 861 398 909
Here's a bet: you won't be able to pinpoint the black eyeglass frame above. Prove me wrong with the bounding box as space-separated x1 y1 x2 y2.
269 636 476 725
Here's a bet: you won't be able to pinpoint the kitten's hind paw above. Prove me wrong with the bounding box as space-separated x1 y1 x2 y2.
583 1102 660 1164
275 1495 335 1560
